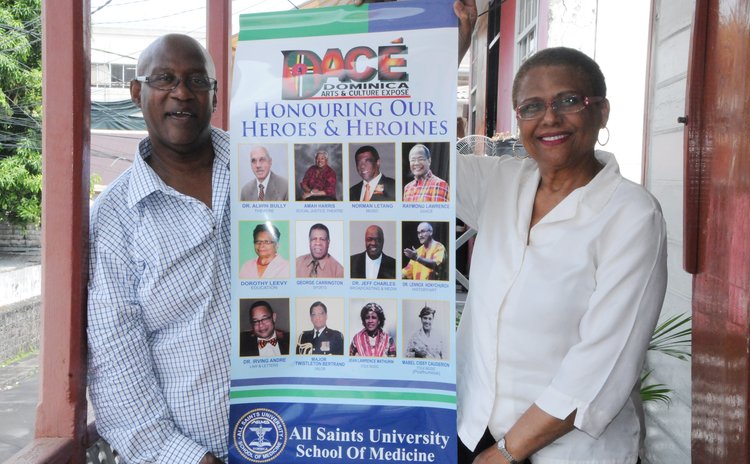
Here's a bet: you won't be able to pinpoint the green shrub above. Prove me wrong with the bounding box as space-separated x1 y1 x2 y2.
0 136 41 225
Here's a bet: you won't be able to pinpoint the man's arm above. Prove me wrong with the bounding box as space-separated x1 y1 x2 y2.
87 213 210 463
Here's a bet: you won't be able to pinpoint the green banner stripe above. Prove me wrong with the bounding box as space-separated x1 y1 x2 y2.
239 6 369 41
230 388 456 404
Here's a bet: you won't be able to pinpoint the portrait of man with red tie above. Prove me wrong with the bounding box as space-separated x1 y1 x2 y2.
239 299 290 357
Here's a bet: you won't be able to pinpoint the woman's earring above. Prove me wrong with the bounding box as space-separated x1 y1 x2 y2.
512 131 527 159
597 127 610 146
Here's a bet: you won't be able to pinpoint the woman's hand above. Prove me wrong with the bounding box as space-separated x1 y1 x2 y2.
472 445 506 464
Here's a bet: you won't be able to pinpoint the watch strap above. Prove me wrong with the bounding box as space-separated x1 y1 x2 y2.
497 436 519 464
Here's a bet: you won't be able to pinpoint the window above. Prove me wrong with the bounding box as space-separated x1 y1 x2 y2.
91 63 136 88
515 0 538 67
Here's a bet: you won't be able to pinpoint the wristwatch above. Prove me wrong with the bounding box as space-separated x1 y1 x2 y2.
497 436 519 464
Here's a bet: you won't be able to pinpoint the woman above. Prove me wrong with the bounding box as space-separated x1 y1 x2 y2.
405 306 443 359
456 47 667 464
239 223 289 279
349 302 396 357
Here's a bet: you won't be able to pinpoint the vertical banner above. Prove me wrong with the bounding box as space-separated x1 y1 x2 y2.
229 1 458 462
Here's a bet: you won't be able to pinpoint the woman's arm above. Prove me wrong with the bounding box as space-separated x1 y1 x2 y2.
472 405 575 464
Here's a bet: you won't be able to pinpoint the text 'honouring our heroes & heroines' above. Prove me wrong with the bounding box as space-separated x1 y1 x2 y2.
291 426 451 462
240 100 450 138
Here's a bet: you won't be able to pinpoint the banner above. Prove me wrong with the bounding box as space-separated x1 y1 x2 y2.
229 2 458 462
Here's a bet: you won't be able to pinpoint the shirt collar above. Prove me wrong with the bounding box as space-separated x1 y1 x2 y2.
126 128 229 209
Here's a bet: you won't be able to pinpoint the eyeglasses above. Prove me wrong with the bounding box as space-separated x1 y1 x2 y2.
135 73 217 92
254 240 276 245
515 94 604 120
251 316 273 326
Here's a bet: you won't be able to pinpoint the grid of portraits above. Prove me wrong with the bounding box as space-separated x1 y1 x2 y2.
238 297 451 361
237 141 451 203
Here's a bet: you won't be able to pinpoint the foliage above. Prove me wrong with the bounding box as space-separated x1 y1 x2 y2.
0 0 43 225
640 313 692 404
0 137 41 224
649 313 692 361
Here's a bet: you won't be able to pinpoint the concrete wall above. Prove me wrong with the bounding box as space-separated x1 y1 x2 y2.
0 297 40 363
641 0 695 462
0 222 40 253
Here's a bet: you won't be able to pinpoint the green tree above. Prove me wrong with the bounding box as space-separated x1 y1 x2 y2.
0 0 42 225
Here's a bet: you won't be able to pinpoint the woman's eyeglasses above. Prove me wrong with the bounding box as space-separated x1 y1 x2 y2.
516 94 604 120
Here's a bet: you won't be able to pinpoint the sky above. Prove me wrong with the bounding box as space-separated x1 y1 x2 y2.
90 0 301 35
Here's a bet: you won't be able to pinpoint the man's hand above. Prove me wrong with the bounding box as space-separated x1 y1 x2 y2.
403 246 418 260
199 452 225 464
454 0 478 63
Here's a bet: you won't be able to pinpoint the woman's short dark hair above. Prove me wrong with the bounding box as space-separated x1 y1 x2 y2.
512 47 607 106
253 223 280 242
360 302 386 329
419 306 436 319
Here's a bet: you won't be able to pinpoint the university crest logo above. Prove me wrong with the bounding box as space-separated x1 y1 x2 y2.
233 408 288 462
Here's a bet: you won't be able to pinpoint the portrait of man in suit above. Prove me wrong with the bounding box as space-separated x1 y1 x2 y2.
239 300 290 357
296 301 344 355
350 223 396 279
240 145 289 201
348 144 396 201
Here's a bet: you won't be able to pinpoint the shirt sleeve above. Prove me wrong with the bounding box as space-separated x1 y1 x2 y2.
87 211 207 464
456 154 496 229
534 203 668 438
429 243 446 267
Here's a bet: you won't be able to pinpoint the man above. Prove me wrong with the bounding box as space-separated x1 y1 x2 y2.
402 222 447 280
296 301 345 355
239 300 290 356
402 144 450 202
350 224 396 279
295 223 344 278
240 145 289 201
348 145 396 201
87 35 230 463
299 149 337 200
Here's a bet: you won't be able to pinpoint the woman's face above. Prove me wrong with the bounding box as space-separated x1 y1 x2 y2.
420 314 433 331
364 310 380 332
254 230 278 260
515 65 609 174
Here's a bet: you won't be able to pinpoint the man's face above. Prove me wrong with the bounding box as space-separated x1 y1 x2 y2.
251 305 276 339
417 223 433 245
309 228 330 260
356 150 381 182
131 35 216 156
364 226 384 260
364 310 379 332
251 148 272 181
409 148 431 177
310 305 328 331
315 152 328 168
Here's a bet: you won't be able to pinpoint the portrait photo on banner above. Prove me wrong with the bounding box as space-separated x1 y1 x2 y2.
401 220 450 281
294 296 346 356
294 220 345 279
402 299 451 360
238 298 291 357
294 143 343 201
347 142 397 202
349 220 398 280
348 298 398 358
401 141 451 203
237 143 290 202
237 220 291 280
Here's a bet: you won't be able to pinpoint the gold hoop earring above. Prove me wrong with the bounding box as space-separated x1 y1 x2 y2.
597 127 610 146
